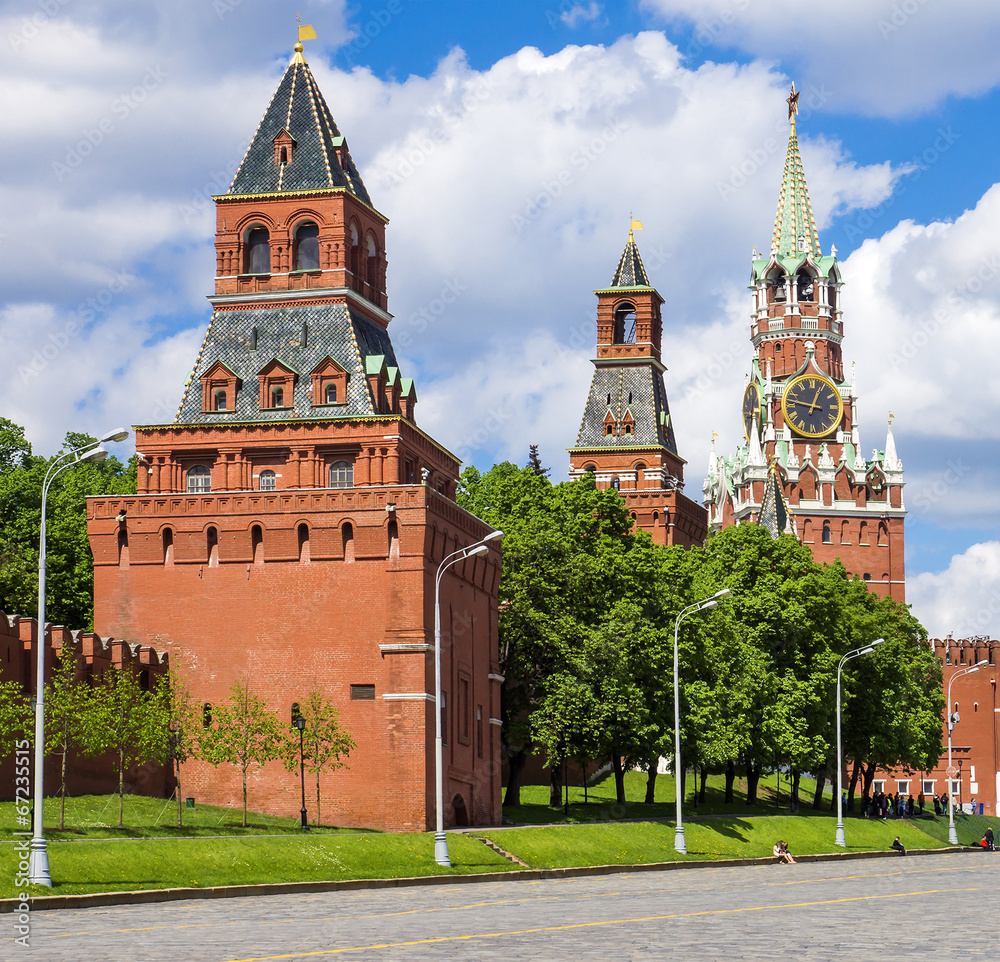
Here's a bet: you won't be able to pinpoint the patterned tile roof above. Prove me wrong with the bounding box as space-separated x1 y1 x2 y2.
174 303 398 424
228 57 371 205
771 117 821 260
572 363 677 452
610 231 651 288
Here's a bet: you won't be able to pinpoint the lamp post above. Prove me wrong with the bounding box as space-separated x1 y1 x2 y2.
947 660 987 844
29 428 129 886
433 529 502 866
673 588 731 855
834 639 885 848
292 703 308 830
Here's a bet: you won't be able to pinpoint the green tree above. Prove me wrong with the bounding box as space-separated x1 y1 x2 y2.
80 665 171 829
283 688 357 826
158 671 199 828
200 677 283 827
0 679 31 761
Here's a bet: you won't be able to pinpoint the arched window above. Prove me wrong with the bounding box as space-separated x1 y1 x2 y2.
251 524 264 564
349 222 361 283
388 518 399 560
258 470 276 491
878 523 888 547
329 460 353 489
605 424 614 436
187 465 211 493
325 383 337 404
768 270 786 303
611 476 620 490
270 386 284 408
246 227 271 275
797 270 815 302
214 389 227 411
840 520 850 544
635 463 646 487
207 525 219 567
342 521 355 563
117 527 129 567
366 234 378 287
583 463 596 474
162 528 174 566
613 303 636 344
859 520 869 545
822 521 832 544
298 522 310 563
294 222 320 271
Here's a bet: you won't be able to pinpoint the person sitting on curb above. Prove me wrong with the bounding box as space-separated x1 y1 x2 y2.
983 827 994 852
773 841 796 864
892 836 906 855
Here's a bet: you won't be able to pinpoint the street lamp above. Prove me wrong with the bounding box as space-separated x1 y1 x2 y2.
29 428 129 886
946 659 987 844
673 588 731 855
834 638 885 848
292 703 308 831
433 529 502 866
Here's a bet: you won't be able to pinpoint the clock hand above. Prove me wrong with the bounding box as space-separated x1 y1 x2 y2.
805 388 822 414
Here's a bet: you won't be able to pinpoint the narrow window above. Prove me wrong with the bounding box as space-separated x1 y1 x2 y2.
350 684 375 700
613 303 636 344
214 389 227 411
258 469 276 491
298 522 310 563
459 677 470 741
187 465 211 493
251 524 263 564
207 525 219 566
611 476 620 490
329 460 354 489
342 522 355 563
270 386 284 408
822 521 832 544
388 518 399 560
366 234 378 287
349 222 361 282
878 523 888 547
476 705 483 758
279 146 288 163
797 270 814 302
295 222 320 271
325 383 337 404
202 703 212 728
246 227 271 274
117 527 129 568
162 528 174 566
624 424 633 435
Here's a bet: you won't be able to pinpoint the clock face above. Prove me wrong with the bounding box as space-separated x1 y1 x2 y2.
781 374 843 438
742 383 761 441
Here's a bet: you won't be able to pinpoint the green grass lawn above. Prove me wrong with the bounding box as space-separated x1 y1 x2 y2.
483 815 948 869
0 793 366 840
503 769 835 824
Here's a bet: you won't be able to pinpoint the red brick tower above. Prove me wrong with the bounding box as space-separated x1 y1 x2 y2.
568 227 707 547
87 39 502 831
703 87 905 599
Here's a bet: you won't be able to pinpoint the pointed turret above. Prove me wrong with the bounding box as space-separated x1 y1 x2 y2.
610 228 651 288
770 83 821 260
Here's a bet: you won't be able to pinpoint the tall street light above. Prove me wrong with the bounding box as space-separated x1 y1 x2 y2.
292 703 308 831
29 428 129 886
947 659 987 845
433 529 502 867
834 639 885 848
673 588 731 855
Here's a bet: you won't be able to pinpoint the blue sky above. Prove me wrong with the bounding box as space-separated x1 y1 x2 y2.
2 0 1000 636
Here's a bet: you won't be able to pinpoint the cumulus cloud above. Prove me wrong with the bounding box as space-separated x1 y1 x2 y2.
909 542 1000 639
642 0 1000 116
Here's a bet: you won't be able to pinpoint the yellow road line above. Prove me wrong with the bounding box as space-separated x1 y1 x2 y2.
219 887 978 961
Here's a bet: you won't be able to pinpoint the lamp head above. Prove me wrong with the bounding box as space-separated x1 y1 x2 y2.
467 544 489 558
79 446 108 463
713 588 731 600
482 530 503 542
977 659 989 666
699 600 718 612
101 427 130 443
872 638 886 646
296 714 306 731
859 647 874 656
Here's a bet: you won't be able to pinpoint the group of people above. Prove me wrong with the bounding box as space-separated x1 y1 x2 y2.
860 791 938 819
772 841 795 864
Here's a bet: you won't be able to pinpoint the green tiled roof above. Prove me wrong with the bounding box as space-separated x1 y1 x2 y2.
228 57 371 204
771 118 821 260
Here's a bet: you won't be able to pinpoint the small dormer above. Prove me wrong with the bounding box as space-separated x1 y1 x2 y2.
200 360 240 413
399 378 417 421
603 410 617 437
257 359 296 410
365 355 387 413
273 129 296 166
621 409 635 437
386 366 401 415
310 356 348 407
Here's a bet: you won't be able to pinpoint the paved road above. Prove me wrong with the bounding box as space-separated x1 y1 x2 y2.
9 853 999 960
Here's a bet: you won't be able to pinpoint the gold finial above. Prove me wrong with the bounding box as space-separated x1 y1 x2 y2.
786 82 800 129
628 213 644 240
293 16 318 64
711 431 719 441
888 412 895 427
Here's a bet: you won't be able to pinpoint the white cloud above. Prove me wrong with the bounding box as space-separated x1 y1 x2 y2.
642 0 1000 116
909 542 1000 638
561 3 603 29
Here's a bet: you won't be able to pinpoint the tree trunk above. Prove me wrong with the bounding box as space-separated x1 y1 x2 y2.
176 759 183 828
316 769 321 827
242 765 248 828
725 759 735 804
644 766 657 804
699 767 708 804
611 751 626 804
790 770 800 812
549 766 561 807
812 772 826 810
848 758 862 812
118 747 125 829
503 750 527 807
745 761 760 806
862 761 877 802
60 740 68 831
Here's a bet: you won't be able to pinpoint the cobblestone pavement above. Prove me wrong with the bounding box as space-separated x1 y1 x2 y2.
8 852 999 961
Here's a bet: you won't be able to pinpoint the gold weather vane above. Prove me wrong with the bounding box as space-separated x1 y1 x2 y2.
629 212 644 239
888 412 895 427
786 82 800 129
292 14 318 64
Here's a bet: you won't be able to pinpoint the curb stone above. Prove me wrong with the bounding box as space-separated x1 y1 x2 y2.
1 846 977 914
